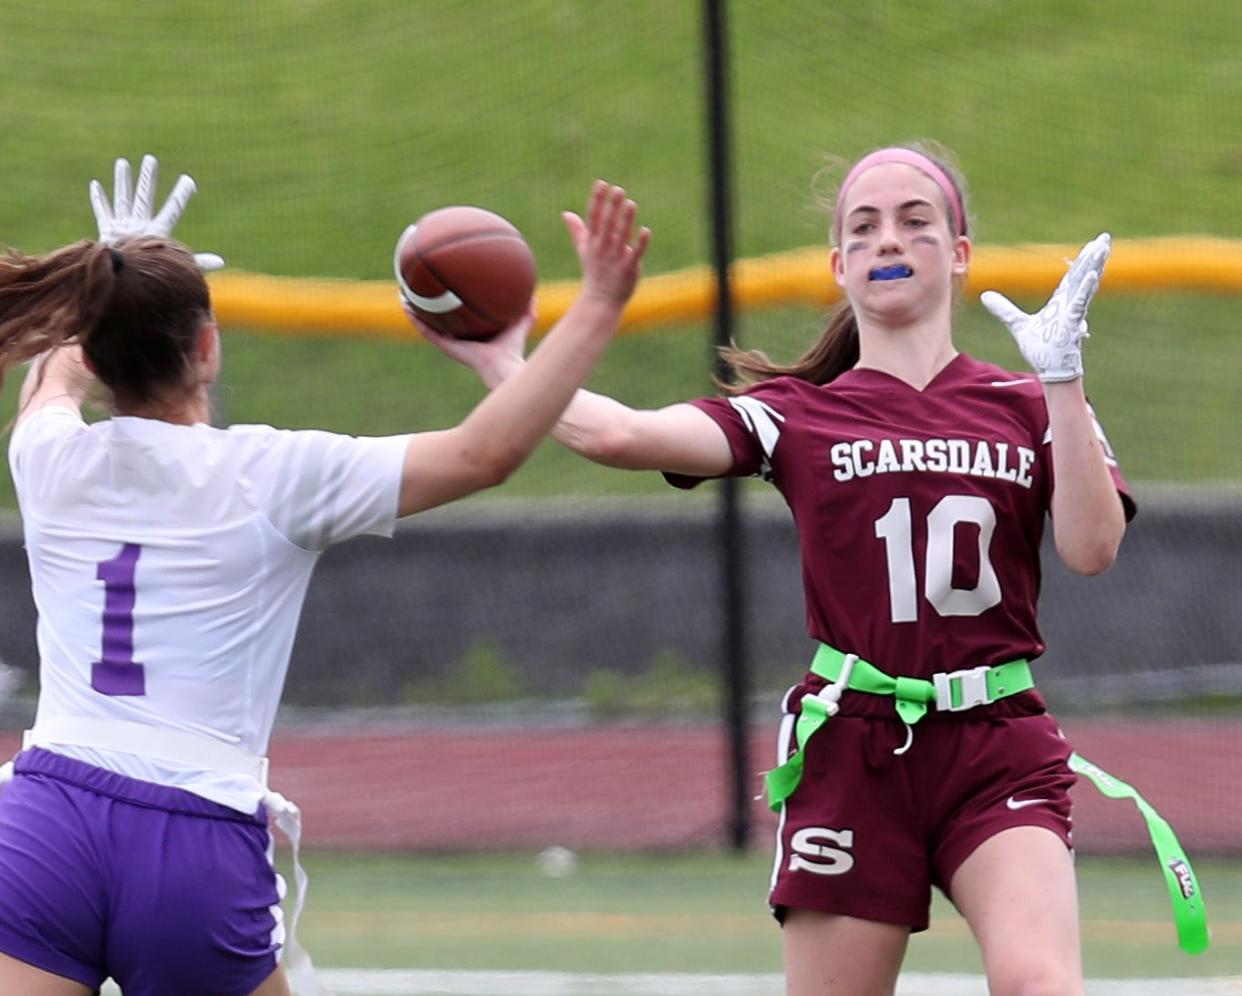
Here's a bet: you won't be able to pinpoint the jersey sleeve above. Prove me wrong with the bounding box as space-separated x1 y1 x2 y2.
8 406 88 506
1042 400 1136 521
252 428 410 550
663 380 795 490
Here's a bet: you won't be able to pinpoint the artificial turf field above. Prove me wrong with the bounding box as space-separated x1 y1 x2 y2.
282 851 1239 979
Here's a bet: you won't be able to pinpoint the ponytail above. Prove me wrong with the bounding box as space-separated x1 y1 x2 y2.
0 237 209 405
0 241 115 388
717 301 859 394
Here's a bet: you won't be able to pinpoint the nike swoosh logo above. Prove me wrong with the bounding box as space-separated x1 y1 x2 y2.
1006 795 1051 810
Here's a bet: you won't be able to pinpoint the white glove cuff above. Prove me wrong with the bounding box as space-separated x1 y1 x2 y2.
1036 353 1084 382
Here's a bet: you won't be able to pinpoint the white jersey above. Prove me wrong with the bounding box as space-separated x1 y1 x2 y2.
9 406 408 812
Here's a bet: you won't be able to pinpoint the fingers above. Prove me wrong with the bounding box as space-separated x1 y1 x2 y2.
1059 232 1111 299
1066 269 1100 325
89 179 115 238
631 224 652 265
979 290 1027 328
152 174 197 235
1083 231 1111 279
561 211 588 255
1070 232 1110 278
603 191 636 251
585 179 609 237
133 154 158 222
1084 231 1111 260
1058 233 1108 326
93 154 208 251
585 181 646 255
112 158 133 222
574 180 649 308
589 183 627 244
399 299 439 340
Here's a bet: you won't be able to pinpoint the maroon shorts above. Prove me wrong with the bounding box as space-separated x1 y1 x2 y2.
768 687 1075 932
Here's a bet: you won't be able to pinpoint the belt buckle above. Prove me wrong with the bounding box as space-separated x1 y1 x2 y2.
814 653 858 718
933 665 991 712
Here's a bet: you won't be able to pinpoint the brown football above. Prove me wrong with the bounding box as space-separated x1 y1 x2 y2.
394 205 537 340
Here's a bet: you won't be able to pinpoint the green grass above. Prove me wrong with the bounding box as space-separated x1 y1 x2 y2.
290 851 1241 978
0 0 1239 507
3 2 1241 271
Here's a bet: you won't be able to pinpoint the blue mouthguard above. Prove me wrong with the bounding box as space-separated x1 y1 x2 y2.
869 264 913 281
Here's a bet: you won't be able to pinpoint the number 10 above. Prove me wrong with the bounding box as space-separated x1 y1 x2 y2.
874 495 1002 623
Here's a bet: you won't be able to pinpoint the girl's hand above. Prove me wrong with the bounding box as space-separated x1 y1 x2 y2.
562 180 651 307
89 154 225 271
404 300 535 388
981 233 1110 383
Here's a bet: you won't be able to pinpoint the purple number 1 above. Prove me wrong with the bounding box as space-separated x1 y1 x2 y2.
91 543 146 696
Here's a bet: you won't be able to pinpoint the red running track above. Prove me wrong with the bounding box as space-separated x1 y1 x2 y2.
1 717 1237 854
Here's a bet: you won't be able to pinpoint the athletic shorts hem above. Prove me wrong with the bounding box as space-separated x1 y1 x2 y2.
936 815 1073 894
0 922 104 990
228 952 282 996
768 892 930 933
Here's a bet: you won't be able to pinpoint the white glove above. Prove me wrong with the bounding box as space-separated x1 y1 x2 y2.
89 155 225 271
980 232 1110 383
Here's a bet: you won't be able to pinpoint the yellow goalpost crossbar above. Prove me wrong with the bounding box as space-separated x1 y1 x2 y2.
207 236 1242 341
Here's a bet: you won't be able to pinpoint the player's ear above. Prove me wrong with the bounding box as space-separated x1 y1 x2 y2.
193 321 220 383
830 245 846 288
952 236 971 279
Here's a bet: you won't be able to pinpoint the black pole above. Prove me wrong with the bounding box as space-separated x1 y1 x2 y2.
702 0 750 853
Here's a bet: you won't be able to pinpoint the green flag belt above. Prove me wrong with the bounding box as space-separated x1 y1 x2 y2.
764 642 1210 955
764 643 1035 809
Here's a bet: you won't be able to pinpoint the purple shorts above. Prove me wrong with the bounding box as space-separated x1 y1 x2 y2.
0 748 282 995
768 689 1075 931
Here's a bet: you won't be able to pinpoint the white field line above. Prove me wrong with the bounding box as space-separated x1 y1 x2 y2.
105 970 1242 996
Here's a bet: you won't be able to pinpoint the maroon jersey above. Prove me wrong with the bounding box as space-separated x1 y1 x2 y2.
669 353 1131 711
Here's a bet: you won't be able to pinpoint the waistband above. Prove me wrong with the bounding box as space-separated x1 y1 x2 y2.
13 748 266 826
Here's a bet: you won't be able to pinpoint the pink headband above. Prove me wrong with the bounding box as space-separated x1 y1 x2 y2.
836 148 966 237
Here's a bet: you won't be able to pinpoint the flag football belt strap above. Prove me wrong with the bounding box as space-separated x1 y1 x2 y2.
763 644 1034 812
11 716 335 992
1068 753 1210 955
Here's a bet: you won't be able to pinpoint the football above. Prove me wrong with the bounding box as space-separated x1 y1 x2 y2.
394 205 537 340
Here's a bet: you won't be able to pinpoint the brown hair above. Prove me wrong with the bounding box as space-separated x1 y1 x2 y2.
719 140 970 394
0 237 211 407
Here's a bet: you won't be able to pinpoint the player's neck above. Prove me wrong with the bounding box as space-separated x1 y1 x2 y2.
854 319 958 391
116 387 212 427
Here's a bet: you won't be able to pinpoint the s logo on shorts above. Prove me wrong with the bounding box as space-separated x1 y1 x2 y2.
789 827 855 875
